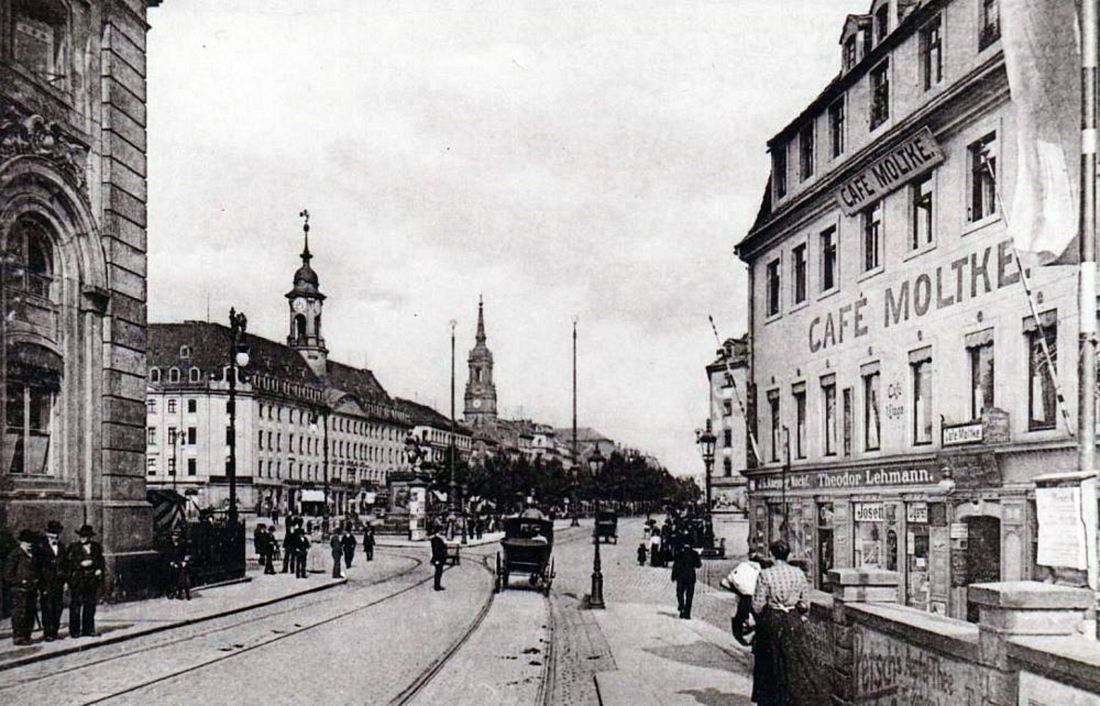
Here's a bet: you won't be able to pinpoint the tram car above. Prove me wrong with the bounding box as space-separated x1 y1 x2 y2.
594 509 618 544
495 517 555 594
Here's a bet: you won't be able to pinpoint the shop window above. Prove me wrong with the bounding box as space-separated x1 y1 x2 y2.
820 226 838 292
793 387 806 459
828 98 845 158
862 200 883 272
911 351 933 445
11 1 68 86
773 145 788 199
863 370 881 451
5 380 55 475
1027 318 1057 430
870 60 890 129
766 258 781 316
817 503 835 590
979 0 1000 51
921 14 943 90
767 390 780 462
822 379 837 456
798 124 815 181
911 172 934 250
791 243 807 305
886 529 898 571
968 132 997 223
854 519 882 568
968 336 995 419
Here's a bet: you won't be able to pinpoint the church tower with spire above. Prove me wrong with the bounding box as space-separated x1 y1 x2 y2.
463 296 498 427
286 210 328 377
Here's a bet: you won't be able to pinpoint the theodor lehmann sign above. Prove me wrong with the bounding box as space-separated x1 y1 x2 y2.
836 127 945 215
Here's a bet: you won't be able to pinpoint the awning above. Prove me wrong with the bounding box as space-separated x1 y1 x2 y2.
301 490 325 502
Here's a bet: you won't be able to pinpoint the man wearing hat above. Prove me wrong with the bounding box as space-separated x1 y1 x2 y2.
65 525 105 638
3 530 39 645
38 521 67 640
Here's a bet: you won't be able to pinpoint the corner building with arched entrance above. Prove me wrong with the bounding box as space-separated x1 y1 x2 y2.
736 0 1088 620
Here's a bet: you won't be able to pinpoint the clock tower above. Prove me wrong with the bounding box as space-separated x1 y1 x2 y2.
464 296 498 426
286 211 328 377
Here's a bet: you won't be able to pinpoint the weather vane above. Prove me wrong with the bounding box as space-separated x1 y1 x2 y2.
299 208 310 233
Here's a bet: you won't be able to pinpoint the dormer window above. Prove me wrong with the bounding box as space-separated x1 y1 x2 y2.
169 367 181 383
843 35 858 71
773 145 788 199
874 4 890 45
11 0 69 88
979 0 1001 51
189 368 201 383
870 60 890 130
799 124 815 181
150 368 161 383
179 345 191 359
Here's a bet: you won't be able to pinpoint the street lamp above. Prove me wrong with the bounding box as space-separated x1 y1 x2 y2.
227 308 249 528
570 317 580 527
449 319 457 541
695 418 716 514
588 446 607 609
169 428 180 494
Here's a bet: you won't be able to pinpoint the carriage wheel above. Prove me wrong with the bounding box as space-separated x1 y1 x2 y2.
544 559 555 596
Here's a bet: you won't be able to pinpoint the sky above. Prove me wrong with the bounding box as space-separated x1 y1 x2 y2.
145 0 862 481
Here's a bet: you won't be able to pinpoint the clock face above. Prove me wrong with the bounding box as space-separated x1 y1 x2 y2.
473 399 482 409
292 298 307 313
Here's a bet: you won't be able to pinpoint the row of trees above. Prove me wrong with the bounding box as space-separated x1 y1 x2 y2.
426 450 701 513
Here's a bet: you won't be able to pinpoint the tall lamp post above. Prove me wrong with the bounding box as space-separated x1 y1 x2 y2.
170 428 180 494
570 316 580 527
449 319 458 541
695 419 717 554
227 308 249 528
588 446 607 609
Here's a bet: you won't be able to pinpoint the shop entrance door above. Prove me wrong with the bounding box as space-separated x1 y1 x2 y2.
964 516 1001 622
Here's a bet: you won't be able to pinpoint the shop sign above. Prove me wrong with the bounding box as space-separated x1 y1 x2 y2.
906 502 928 524
748 462 943 493
938 451 1001 489
941 421 982 446
1036 485 1088 569
854 503 886 522
835 127 945 215
949 523 968 540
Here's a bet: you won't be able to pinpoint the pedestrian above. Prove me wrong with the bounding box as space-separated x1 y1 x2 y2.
252 523 263 559
295 524 310 579
430 526 447 591
272 507 280 527
362 526 375 562
649 531 661 567
636 542 647 566
342 530 357 570
66 525 105 638
750 539 809 706
165 530 191 600
281 520 296 574
329 526 345 579
38 520 66 640
671 540 701 619
262 525 277 575
4 530 38 645
721 553 763 647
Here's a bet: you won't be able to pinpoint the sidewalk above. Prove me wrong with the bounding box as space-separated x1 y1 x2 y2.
374 518 576 549
592 599 755 705
0 567 346 672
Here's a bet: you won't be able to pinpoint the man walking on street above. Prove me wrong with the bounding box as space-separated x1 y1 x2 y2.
341 529 356 570
671 539 701 619
281 519 296 574
4 530 38 645
294 523 309 579
261 524 277 575
66 525 105 638
430 527 447 591
363 526 375 562
39 521 66 640
330 526 345 579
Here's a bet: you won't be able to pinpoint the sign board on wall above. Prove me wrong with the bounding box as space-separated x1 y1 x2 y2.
941 422 982 446
835 127 945 215
906 502 928 524
854 503 886 522
1036 485 1088 570
748 463 944 493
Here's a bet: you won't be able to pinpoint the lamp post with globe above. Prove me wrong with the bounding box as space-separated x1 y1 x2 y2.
227 308 250 528
588 446 607 609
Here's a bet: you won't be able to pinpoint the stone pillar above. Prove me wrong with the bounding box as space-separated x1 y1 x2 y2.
969 581 1094 705
828 568 900 705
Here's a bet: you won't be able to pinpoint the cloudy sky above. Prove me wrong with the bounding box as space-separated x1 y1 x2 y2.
145 0 859 479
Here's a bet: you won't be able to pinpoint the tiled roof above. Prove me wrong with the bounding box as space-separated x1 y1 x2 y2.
394 398 473 435
326 360 391 405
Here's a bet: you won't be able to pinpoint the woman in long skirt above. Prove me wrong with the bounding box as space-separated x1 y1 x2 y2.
750 539 810 706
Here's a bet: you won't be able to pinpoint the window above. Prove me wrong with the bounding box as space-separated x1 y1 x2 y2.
911 353 933 445
722 399 732 416
189 368 201 383
794 388 806 458
226 426 233 446
12 1 68 86
167 427 177 446
773 146 788 199
968 338 995 419
820 227 838 292
843 388 853 456
187 427 196 445
792 244 807 305
723 428 732 448
874 3 889 44
4 380 54 475
863 370 881 451
823 379 837 456
766 259 781 316
870 60 890 129
147 457 156 475
911 173 934 250
168 367 180 383
1028 319 1057 430
862 201 883 272
147 427 157 445
723 458 732 476
167 399 177 414
969 132 997 222
187 399 197 413
188 458 197 476
179 345 191 359
921 15 943 90
5 218 54 300
980 0 1000 51
843 35 858 71
168 457 176 476
768 391 781 462
799 124 815 181
150 368 161 383
828 98 845 158
147 398 157 413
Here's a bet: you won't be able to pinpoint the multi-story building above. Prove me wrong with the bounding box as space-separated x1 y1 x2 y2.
1 0 162 597
706 336 750 513
736 0 1089 619
395 397 473 466
146 231 411 517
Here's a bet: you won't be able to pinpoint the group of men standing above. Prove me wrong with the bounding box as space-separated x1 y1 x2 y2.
2 522 105 645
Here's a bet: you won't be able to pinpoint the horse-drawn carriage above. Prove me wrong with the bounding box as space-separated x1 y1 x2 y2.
594 509 618 544
494 517 555 594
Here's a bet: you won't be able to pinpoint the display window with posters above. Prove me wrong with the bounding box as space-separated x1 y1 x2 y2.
853 502 885 568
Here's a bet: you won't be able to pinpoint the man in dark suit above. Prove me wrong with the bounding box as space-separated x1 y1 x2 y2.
38 521 66 640
4 530 38 645
671 538 702 619
363 526 375 562
430 527 448 591
281 519 296 574
294 524 309 579
66 525 105 638
341 530 357 570
329 526 345 579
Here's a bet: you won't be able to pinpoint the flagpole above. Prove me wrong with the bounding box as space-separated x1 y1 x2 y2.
1079 0 1097 485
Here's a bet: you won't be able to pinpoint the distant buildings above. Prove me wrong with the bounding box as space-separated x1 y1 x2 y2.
705 336 750 514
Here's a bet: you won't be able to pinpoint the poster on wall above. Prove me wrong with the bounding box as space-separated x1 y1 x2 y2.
1035 485 1088 570
1019 671 1098 705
